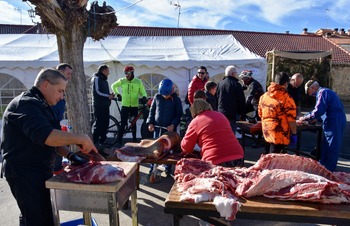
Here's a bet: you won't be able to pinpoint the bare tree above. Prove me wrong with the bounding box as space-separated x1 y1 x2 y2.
28 0 117 139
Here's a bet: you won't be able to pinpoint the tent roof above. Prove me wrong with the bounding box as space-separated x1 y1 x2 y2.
0 34 266 70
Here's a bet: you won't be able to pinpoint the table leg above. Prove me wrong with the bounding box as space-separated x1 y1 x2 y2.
296 130 302 156
83 212 92 226
131 190 138 226
108 193 119 226
50 189 60 226
173 214 181 226
137 164 140 189
241 131 246 151
316 129 322 160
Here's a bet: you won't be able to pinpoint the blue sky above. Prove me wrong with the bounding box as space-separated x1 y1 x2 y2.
1 0 349 34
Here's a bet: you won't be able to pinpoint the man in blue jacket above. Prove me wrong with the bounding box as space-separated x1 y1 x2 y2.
299 80 346 171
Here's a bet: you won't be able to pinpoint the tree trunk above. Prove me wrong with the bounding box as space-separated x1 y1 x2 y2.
56 25 90 136
29 0 117 143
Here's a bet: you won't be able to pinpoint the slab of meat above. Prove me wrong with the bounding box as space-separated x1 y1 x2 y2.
63 161 125 184
264 181 350 204
174 158 214 182
108 131 180 163
333 171 350 185
249 153 338 181
173 154 350 223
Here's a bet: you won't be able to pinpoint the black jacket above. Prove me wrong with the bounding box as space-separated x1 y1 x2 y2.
1 87 57 173
91 72 111 108
205 91 218 111
216 76 245 120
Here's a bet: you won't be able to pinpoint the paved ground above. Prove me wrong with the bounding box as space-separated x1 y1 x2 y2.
1 104 350 226
1 141 349 226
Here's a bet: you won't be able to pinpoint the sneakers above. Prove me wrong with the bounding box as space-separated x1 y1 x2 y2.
157 164 173 176
157 164 166 171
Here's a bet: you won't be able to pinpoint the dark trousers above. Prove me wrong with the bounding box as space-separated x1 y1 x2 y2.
117 106 138 143
53 153 63 172
219 158 244 167
5 164 54 226
93 106 110 144
265 143 286 154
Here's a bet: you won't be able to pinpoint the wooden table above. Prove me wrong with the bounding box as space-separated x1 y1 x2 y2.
164 183 350 226
46 162 138 226
141 152 183 165
237 121 323 160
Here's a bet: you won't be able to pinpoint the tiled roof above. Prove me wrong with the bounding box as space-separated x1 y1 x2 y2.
109 26 350 64
0 24 40 34
2 24 350 64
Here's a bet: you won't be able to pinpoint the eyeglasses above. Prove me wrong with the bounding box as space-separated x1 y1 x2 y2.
125 71 133 75
198 72 206 75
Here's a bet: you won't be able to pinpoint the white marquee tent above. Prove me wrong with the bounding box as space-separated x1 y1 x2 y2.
0 33 267 101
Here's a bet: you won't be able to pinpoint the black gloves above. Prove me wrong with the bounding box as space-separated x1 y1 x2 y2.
116 94 122 102
140 96 148 105
67 152 89 165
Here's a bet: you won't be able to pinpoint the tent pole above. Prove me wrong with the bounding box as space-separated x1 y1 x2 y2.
271 50 275 82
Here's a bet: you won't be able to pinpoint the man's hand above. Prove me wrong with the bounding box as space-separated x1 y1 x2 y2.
109 93 115 100
167 124 174 132
77 134 98 154
116 94 122 102
67 152 89 165
148 124 155 132
140 96 148 104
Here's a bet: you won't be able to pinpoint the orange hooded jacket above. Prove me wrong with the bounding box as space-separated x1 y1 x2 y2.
258 83 296 145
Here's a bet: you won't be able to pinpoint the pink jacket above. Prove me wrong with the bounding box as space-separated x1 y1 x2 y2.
181 110 244 165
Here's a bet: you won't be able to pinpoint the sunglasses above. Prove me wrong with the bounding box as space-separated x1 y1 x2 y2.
198 72 206 75
125 71 133 75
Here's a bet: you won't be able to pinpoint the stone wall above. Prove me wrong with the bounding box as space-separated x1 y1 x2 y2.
331 65 350 101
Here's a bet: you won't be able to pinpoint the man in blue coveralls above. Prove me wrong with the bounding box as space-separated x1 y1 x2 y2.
298 80 346 171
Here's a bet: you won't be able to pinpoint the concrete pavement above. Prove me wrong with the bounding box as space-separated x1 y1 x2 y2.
1 142 350 226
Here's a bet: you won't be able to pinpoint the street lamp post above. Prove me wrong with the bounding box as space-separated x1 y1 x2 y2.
27 8 36 24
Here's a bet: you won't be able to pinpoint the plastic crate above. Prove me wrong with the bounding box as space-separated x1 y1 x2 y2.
60 218 98 226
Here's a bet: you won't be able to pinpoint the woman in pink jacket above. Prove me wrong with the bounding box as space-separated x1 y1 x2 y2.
181 99 244 167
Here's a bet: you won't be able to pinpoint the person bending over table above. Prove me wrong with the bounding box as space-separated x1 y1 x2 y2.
298 80 346 172
180 99 244 167
1 68 97 226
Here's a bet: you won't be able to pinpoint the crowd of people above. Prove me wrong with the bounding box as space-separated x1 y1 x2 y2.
0 63 347 225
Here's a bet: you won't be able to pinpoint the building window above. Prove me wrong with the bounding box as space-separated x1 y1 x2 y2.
139 73 179 97
0 74 27 118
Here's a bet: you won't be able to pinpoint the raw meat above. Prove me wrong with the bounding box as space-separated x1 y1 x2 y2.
173 153 350 222
108 131 180 162
213 195 241 221
174 158 214 182
250 153 338 181
63 161 125 184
